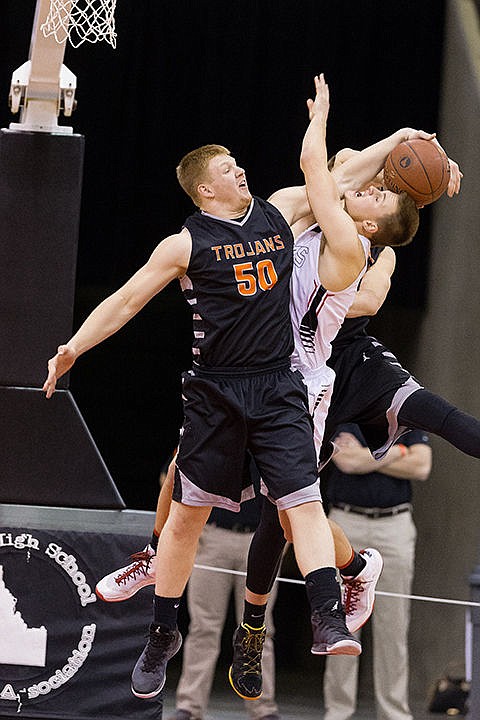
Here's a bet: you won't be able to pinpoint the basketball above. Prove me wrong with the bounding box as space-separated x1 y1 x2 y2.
383 139 450 206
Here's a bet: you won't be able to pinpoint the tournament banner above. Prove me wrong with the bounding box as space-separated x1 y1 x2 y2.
0 526 162 719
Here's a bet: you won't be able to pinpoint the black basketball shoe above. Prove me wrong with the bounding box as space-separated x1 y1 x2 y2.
228 622 266 700
311 599 362 655
131 623 182 699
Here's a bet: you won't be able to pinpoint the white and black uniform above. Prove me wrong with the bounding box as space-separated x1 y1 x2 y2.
290 224 370 457
174 197 319 512
322 246 423 463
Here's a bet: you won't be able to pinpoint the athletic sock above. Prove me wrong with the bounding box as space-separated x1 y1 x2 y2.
243 600 267 628
339 550 367 579
305 567 341 612
153 595 181 629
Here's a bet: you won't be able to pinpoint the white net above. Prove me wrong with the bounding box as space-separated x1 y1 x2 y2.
41 0 117 48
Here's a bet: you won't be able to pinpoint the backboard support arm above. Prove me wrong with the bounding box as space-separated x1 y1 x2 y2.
9 0 76 134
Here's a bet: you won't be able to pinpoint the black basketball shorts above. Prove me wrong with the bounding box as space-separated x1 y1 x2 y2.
173 362 320 511
322 336 423 461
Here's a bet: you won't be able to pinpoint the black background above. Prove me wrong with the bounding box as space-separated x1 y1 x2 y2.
0 1 446 509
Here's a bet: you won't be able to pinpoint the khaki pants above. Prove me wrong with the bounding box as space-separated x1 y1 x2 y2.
323 508 416 720
175 522 279 719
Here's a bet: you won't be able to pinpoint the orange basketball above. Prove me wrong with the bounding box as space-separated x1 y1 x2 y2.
383 139 450 206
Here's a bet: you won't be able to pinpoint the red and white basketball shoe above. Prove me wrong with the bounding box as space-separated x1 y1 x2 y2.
342 548 383 633
96 545 156 602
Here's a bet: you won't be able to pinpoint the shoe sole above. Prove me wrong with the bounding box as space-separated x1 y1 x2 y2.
95 576 155 602
131 633 183 699
311 639 362 656
228 666 263 700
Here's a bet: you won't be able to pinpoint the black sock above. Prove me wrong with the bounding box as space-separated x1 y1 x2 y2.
150 530 159 551
340 551 366 579
243 600 267 628
305 567 341 612
153 595 181 630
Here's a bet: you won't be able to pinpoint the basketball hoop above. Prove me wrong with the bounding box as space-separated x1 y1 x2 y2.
41 0 117 48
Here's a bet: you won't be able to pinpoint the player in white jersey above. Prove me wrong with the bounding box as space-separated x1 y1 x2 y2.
289 226 370 458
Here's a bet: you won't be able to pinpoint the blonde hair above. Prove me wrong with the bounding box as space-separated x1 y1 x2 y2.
176 144 230 206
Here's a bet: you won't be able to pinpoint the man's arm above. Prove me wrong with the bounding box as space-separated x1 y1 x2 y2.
345 246 396 318
267 184 311 228
332 432 432 480
332 128 435 197
43 229 191 398
299 74 365 291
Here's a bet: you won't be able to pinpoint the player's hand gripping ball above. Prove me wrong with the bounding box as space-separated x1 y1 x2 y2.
384 138 450 206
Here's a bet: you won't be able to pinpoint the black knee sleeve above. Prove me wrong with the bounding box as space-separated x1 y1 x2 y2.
399 389 480 458
246 499 287 595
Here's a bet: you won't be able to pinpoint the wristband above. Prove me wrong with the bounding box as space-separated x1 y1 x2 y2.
397 443 408 457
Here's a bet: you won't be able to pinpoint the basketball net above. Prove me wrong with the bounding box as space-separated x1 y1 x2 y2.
41 0 117 48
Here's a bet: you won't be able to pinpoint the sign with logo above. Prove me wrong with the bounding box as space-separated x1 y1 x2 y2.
0 528 162 719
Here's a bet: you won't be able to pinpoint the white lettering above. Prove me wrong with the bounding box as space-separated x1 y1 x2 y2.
26 624 96 699
0 532 39 550
44 543 96 607
0 684 18 701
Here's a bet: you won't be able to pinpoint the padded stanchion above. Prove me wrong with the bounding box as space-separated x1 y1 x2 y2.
0 129 124 509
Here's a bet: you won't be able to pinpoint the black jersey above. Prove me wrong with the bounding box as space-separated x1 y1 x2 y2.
181 196 294 368
329 245 384 356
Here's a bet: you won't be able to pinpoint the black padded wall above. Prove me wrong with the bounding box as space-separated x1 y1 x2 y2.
0 129 125 509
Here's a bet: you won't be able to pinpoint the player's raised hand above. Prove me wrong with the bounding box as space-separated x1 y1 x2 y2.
403 128 436 142
430 137 463 197
43 344 78 399
306 73 329 122
446 157 462 197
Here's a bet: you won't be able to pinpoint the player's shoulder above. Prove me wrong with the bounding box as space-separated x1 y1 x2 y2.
150 227 192 266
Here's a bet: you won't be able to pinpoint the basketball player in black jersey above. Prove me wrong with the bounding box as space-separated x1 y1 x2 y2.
42 75 447 701
229 77 464 700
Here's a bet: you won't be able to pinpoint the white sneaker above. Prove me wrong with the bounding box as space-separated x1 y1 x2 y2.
342 548 383 633
96 545 156 602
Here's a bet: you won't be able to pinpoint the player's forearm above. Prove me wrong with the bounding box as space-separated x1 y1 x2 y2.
301 118 341 221
67 290 141 357
300 110 329 177
345 287 387 317
334 129 408 194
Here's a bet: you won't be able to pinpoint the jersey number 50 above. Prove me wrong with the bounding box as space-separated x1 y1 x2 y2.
234 260 278 296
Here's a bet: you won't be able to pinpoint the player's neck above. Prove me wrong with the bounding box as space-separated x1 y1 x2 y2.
200 197 252 220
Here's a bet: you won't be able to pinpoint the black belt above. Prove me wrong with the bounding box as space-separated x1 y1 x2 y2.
331 502 412 519
209 522 256 534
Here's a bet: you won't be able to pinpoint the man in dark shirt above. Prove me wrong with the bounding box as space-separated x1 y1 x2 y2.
322 424 432 720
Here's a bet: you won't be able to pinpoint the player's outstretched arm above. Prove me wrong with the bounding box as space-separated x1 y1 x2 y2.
333 128 435 197
268 184 311 227
300 75 365 290
42 229 191 398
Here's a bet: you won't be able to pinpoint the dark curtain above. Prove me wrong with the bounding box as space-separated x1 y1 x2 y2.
0 1 446 507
